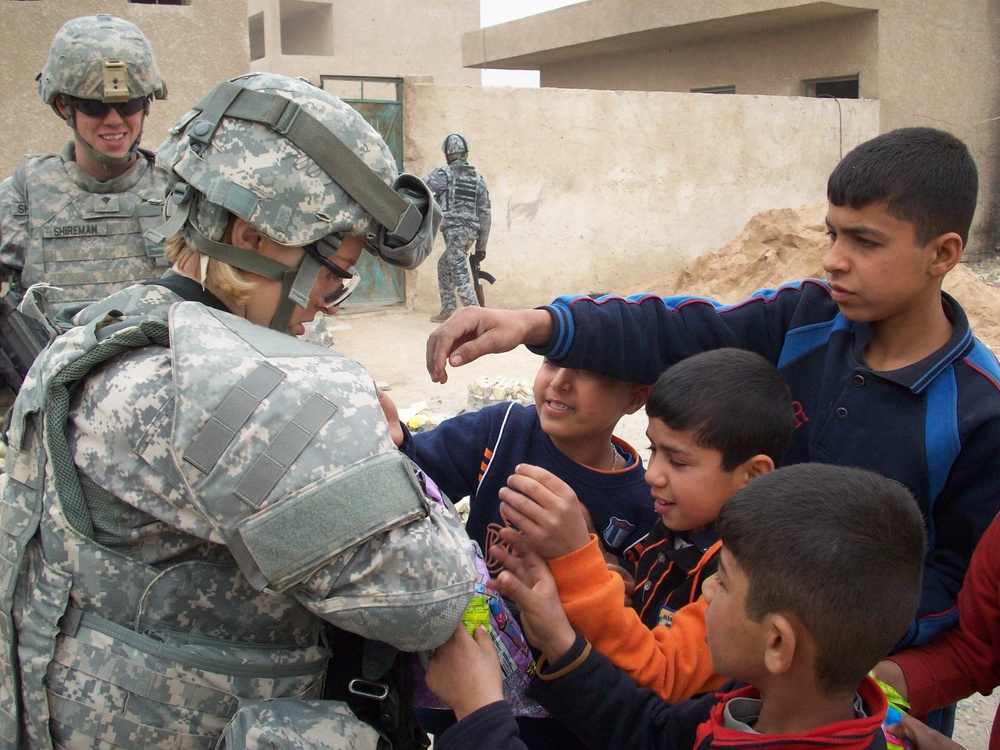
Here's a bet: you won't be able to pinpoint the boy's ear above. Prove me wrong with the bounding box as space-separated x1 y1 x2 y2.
742 454 775 483
763 613 797 676
623 384 651 415
928 232 963 278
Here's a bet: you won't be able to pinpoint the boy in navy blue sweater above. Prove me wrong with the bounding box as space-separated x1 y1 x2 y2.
381 357 654 749
426 128 1000 682
425 463 927 750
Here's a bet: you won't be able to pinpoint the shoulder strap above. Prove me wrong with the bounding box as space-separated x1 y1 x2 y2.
44 316 170 538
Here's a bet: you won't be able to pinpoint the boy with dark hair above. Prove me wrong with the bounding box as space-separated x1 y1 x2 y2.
425 463 928 750
498 348 793 703
381 357 654 749
426 126 1000 660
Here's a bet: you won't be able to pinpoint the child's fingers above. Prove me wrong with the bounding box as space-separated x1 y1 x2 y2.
496 525 530 551
498 488 547 536
513 463 571 494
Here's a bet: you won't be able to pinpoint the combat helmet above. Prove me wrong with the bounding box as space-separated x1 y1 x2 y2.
38 14 166 109
38 15 166 166
442 133 469 157
148 72 441 331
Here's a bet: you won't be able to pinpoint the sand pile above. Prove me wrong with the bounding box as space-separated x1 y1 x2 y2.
621 203 1000 352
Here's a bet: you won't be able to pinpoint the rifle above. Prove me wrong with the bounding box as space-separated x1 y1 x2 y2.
469 251 495 307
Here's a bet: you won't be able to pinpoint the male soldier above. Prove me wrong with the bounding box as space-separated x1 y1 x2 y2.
425 133 491 322
0 15 170 393
0 72 476 749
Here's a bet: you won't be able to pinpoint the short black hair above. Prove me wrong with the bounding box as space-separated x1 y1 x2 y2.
717 464 926 694
645 348 793 470
827 126 979 245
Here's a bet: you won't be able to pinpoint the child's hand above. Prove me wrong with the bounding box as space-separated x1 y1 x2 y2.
376 388 404 447
425 625 504 721
886 714 965 750
499 464 592 558
606 562 635 606
490 543 577 662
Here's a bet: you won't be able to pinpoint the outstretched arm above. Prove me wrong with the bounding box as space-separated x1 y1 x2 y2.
489 543 577 662
426 307 554 383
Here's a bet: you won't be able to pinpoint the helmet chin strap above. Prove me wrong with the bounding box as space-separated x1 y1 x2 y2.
160 198 318 333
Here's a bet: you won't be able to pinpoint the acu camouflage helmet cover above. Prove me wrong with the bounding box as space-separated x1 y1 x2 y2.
156 73 397 248
151 73 440 275
38 14 167 107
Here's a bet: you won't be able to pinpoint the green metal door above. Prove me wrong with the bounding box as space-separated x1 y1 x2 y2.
320 75 406 309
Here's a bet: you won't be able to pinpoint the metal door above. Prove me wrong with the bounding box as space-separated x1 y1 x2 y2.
320 75 406 309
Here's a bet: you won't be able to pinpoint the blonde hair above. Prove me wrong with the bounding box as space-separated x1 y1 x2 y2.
164 233 256 307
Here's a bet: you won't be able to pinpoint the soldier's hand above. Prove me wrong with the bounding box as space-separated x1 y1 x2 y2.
471 250 486 263
426 307 555 384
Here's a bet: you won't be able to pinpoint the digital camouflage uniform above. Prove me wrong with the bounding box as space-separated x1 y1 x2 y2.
0 142 168 309
0 283 476 749
0 15 169 398
0 72 463 748
425 150 491 317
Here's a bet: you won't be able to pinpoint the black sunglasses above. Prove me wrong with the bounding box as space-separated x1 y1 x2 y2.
66 95 148 119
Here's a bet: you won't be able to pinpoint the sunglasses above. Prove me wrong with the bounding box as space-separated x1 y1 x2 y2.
66 95 148 119
321 272 361 310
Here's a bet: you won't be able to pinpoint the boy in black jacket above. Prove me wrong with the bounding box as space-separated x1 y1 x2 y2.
426 463 926 750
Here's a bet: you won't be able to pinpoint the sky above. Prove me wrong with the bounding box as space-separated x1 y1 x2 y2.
478 0 585 86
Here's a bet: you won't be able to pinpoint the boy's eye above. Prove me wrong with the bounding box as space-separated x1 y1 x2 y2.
669 459 687 469
825 229 837 243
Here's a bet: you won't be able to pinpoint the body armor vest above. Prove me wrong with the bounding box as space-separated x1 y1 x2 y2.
0 286 472 748
16 148 168 311
444 164 481 227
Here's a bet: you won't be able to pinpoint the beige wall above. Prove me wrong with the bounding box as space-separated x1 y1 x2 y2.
401 82 879 312
464 0 1000 257
248 0 480 85
0 0 250 179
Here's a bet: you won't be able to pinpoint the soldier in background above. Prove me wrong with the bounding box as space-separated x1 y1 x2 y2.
0 72 474 749
425 133 491 323
0 15 170 394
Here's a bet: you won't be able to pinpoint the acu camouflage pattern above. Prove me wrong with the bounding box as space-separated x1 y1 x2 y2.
0 284 476 748
0 141 169 309
37 15 166 106
157 73 397 247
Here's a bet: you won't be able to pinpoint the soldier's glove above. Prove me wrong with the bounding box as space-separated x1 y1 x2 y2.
471 250 486 263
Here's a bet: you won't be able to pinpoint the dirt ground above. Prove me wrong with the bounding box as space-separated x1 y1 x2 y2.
321 203 998 749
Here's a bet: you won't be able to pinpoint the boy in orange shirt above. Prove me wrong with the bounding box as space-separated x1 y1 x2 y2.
498 347 794 703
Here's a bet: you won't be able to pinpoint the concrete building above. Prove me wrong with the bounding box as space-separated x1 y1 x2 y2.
463 0 1000 257
248 0 480 89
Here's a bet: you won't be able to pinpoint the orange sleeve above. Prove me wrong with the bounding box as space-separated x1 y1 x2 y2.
547 535 725 704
